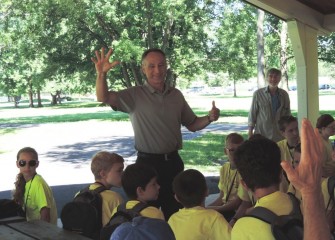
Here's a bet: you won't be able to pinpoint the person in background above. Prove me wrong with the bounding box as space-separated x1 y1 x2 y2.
168 169 231 240
316 114 335 177
281 118 330 240
92 47 220 220
248 68 291 142
207 133 244 222
13 147 57 224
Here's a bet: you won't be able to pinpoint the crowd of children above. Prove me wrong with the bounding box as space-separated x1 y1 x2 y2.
6 113 334 240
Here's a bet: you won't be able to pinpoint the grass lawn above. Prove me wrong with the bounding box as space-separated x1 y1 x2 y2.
1 92 334 173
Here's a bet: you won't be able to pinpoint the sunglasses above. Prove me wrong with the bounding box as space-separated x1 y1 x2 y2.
18 160 38 167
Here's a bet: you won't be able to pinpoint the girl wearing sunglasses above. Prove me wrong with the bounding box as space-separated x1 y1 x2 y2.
12 147 58 224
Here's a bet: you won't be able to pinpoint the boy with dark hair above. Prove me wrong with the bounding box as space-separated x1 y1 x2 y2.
231 138 296 239
168 169 231 239
207 133 244 221
111 163 164 220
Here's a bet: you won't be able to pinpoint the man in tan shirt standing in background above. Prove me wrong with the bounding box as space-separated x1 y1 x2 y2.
248 68 291 142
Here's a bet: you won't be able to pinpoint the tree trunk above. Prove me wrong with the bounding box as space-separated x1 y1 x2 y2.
257 9 265 88
166 69 177 87
280 22 289 91
233 79 237 97
28 83 34 108
56 90 62 104
37 90 43 107
145 0 153 48
121 62 133 87
14 96 20 108
51 93 57 105
130 60 143 86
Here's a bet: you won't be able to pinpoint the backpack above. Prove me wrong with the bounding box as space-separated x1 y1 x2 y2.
100 201 148 240
61 184 106 240
246 193 303 240
0 199 25 219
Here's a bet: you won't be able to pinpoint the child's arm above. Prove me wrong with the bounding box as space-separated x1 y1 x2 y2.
206 191 223 207
40 207 51 223
207 196 241 213
229 200 252 227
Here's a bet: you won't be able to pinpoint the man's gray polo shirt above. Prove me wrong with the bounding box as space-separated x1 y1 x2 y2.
115 82 197 154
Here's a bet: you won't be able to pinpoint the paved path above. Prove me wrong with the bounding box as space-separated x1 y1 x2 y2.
0 119 247 192
0 117 247 219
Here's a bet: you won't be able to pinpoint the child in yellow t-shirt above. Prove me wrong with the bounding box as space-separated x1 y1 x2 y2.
168 169 231 239
207 133 244 222
111 163 164 220
89 151 124 226
13 147 58 224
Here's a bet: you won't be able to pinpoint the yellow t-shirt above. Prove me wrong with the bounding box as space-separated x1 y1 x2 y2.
168 206 231 240
218 163 240 204
321 138 335 177
287 184 302 201
322 177 333 210
231 191 293 240
111 200 165 220
89 183 123 226
24 174 58 224
277 139 295 165
237 184 255 204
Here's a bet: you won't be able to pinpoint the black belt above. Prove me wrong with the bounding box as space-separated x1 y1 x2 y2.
137 150 179 161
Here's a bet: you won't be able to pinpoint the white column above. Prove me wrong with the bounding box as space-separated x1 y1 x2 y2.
287 20 319 126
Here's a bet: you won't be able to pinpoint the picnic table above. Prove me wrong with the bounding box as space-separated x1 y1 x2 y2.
0 217 90 240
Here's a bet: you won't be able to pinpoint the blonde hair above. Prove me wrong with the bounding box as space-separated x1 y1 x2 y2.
91 151 124 180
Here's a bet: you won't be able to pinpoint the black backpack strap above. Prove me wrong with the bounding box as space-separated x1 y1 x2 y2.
287 192 302 220
116 202 127 212
327 176 335 211
247 206 277 224
92 185 107 194
79 184 106 194
246 193 302 223
116 201 148 214
131 202 149 213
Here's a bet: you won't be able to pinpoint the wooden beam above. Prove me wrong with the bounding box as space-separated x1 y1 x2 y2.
244 0 333 35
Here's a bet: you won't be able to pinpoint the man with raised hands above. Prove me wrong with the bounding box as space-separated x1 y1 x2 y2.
92 47 220 220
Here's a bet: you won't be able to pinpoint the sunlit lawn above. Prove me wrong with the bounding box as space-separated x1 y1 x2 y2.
1 92 334 173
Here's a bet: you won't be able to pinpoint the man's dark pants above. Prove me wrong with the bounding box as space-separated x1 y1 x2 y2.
136 151 184 220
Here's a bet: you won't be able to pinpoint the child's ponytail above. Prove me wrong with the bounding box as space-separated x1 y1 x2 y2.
13 173 26 206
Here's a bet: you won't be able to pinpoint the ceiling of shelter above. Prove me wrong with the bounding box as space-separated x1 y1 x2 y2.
244 0 335 35
297 0 335 15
